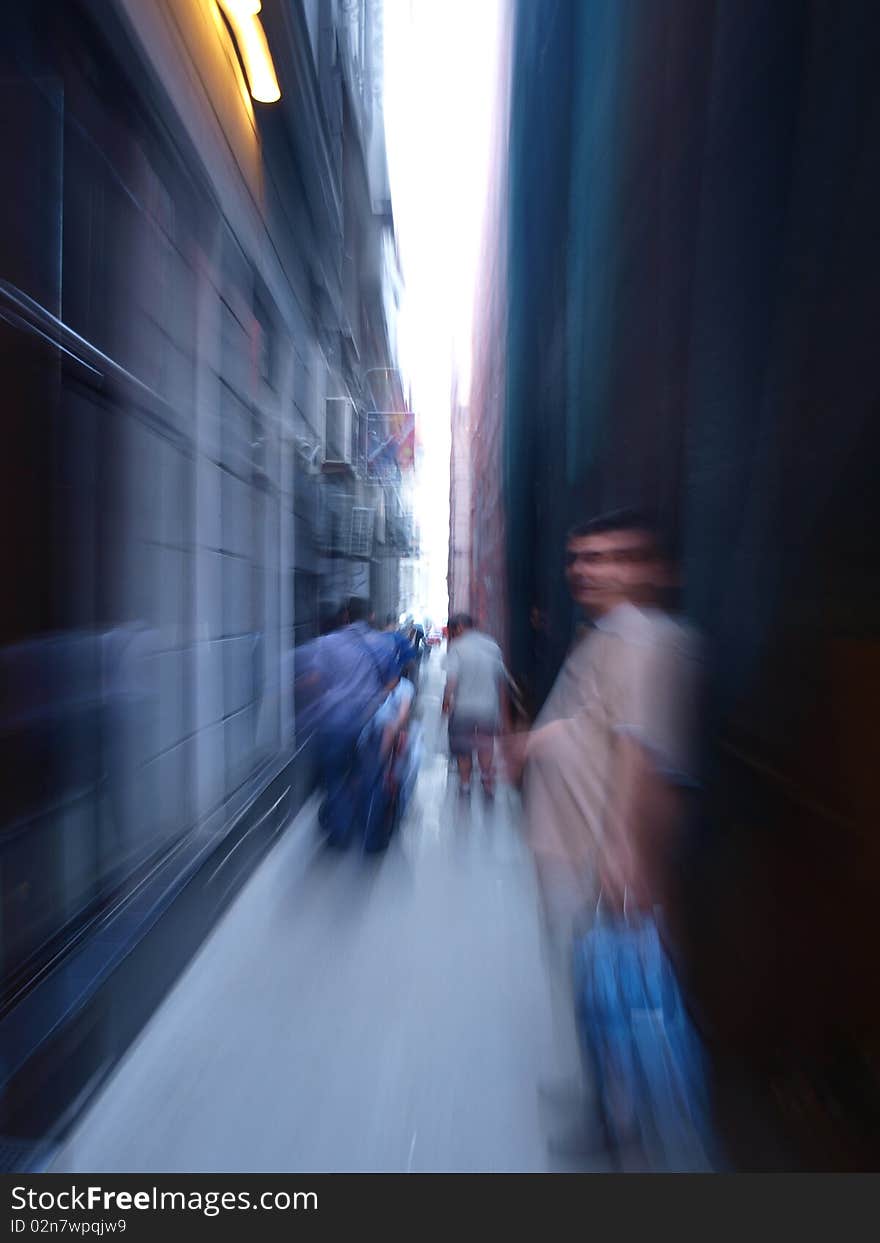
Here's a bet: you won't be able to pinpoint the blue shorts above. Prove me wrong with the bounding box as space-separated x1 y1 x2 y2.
448 715 497 756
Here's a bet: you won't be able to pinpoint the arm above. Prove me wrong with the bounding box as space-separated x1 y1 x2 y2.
381 681 414 758
503 667 535 733
442 675 456 716
393 684 412 733
502 719 551 788
443 648 459 715
599 733 682 913
600 631 698 913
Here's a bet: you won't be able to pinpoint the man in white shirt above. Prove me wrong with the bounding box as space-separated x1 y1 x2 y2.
443 614 509 797
504 510 701 1151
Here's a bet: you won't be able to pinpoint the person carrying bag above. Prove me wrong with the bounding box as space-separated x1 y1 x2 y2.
575 889 715 1170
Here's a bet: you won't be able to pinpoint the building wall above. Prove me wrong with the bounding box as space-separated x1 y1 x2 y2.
464 11 513 656
0 0 404 1007
448 397 471 616
499 0 880 1166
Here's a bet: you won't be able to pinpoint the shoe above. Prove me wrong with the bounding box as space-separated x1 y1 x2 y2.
458 782 471 796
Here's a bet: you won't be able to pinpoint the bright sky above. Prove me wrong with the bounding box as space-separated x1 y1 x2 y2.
383 0 503 624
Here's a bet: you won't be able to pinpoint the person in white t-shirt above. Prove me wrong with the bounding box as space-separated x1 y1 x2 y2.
443 614 509 797
503 509 702 1156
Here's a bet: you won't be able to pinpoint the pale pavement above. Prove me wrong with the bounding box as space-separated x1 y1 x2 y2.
52 656 594 1172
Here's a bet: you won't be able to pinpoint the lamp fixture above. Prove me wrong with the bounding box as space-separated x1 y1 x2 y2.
216 0 281 103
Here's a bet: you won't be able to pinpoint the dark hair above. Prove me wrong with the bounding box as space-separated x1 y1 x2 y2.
385 612 398 627
454 613 475 630
320 607 344 635
346 596 370 624
566 508 670 557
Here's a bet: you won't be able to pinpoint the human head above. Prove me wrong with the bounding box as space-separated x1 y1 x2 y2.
564 509 673 616
320 606 344 635
346 596 370 624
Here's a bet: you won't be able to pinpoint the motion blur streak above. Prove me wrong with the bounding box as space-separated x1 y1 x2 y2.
3 0 880 1176
451 0 880 1172
0 0 417 1169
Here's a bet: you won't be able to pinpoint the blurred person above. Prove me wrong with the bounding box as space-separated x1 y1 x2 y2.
361 641 423 850
310 596 399 848
319 603 347 635
409 618 427 662
383 612 419 682
444 614 509 797
295 602 349 739
504 510 701 1154
394 616 417 684
441 615 463 771
441 612 464 681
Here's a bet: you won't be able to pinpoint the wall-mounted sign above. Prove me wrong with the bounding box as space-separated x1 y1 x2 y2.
367 411 416 479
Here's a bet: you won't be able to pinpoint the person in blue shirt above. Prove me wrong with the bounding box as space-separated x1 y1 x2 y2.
310 597 399 847
383 613 418 679
360 631 422 850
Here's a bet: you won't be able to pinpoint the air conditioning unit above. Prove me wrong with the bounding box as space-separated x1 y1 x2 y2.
316 487 349 554
324 398 355 466
349 507 375 558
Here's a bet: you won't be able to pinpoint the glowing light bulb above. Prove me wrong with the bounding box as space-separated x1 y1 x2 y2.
216 0 281 104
